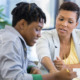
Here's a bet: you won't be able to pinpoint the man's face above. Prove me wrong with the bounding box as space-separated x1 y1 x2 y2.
21 20 44 46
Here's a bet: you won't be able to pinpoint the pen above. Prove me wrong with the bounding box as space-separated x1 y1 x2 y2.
66 69 69 72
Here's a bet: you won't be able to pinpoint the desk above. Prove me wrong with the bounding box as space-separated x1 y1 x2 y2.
40 67 80 80
73 68 80 80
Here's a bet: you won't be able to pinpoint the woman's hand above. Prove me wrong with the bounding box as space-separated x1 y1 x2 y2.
53 57 68 70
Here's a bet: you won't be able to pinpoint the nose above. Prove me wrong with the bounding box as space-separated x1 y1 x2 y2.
62 21 68 27
37 31 41 38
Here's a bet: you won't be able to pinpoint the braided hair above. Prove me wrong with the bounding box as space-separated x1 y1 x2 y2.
11 2 46 27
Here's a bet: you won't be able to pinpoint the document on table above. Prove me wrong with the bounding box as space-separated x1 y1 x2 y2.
73 68 80 80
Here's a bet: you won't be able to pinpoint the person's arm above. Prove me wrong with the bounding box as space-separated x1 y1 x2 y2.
53 57 80 70
67 63 80 68
36 32 57 73
42 69 77 80
27 65 41 74
41 56 58 73
32 69 77 80
0 40 77 80
0 40 34 80
27 56 58 74
27 59 41 74
53 57 68 70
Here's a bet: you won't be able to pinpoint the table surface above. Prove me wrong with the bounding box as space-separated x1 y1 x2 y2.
73 68 80 80
40 68 80 80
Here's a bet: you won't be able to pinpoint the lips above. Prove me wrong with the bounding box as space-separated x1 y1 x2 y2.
59 28 67 32
32 38 39 44
33 39 38 43
33 40 36 43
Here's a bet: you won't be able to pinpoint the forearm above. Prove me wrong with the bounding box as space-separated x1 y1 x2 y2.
41 57 58 73
67 63 80 68
42 69 76 80
42 73 55 80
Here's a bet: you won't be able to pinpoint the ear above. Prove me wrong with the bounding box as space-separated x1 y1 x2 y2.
19 19 27 30
75 21 79 28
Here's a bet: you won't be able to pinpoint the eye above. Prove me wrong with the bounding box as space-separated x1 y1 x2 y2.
36 28 39 31
68 21 73 24
59 18 64 21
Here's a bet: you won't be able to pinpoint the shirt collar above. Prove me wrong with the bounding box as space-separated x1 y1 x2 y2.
5 25 27 47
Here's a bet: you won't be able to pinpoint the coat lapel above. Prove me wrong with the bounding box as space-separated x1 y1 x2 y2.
72 29 80 62
52 29 60 60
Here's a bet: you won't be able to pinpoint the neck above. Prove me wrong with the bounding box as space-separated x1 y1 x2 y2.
59 34 72 44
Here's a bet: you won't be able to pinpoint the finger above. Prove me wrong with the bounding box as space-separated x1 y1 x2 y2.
30 69 34 74
54 62 63 65
68 68 73 72
30 70 33 74
56 67 62 70
54 60 64 64
31 70 37 74
56 64 62 67
30 70 38 74
70 72 77 79
53 60 60 64
56 57 61 60
54 63 63 67
31 69 41 74
55 65 62 70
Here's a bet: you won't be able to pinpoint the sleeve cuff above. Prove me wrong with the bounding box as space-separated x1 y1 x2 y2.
32 74 43 80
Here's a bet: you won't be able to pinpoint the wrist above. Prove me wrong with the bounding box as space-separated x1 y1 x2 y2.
53 72 60 80
27 66 37 73
49 69 58 73
48 73 58 80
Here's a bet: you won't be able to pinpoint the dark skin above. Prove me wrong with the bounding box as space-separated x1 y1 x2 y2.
30 67 41 74
14 19 77 80
54 10 80 71
15 19 43 74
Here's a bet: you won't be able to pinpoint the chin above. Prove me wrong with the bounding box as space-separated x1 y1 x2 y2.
60 34 66 37
28 43 34 46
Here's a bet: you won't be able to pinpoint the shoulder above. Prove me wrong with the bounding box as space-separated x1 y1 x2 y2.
0 29 24 54
74 29 80 32
0 28 20 44
72 29 80 36
41 29 57 38
72 29 80 41
37 29 58 44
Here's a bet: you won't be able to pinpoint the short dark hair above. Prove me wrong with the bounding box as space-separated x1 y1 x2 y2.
59 1 80 21
11 2 46 27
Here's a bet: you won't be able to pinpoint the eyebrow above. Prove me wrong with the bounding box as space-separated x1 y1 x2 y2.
59 15 74 20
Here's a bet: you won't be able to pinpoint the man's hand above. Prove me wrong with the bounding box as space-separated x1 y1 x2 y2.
54 69 77 80
30 67 41 74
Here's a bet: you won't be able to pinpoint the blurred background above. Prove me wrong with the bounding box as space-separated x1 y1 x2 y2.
0 0 80 61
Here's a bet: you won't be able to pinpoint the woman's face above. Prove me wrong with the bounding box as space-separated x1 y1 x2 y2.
56 10 78 37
